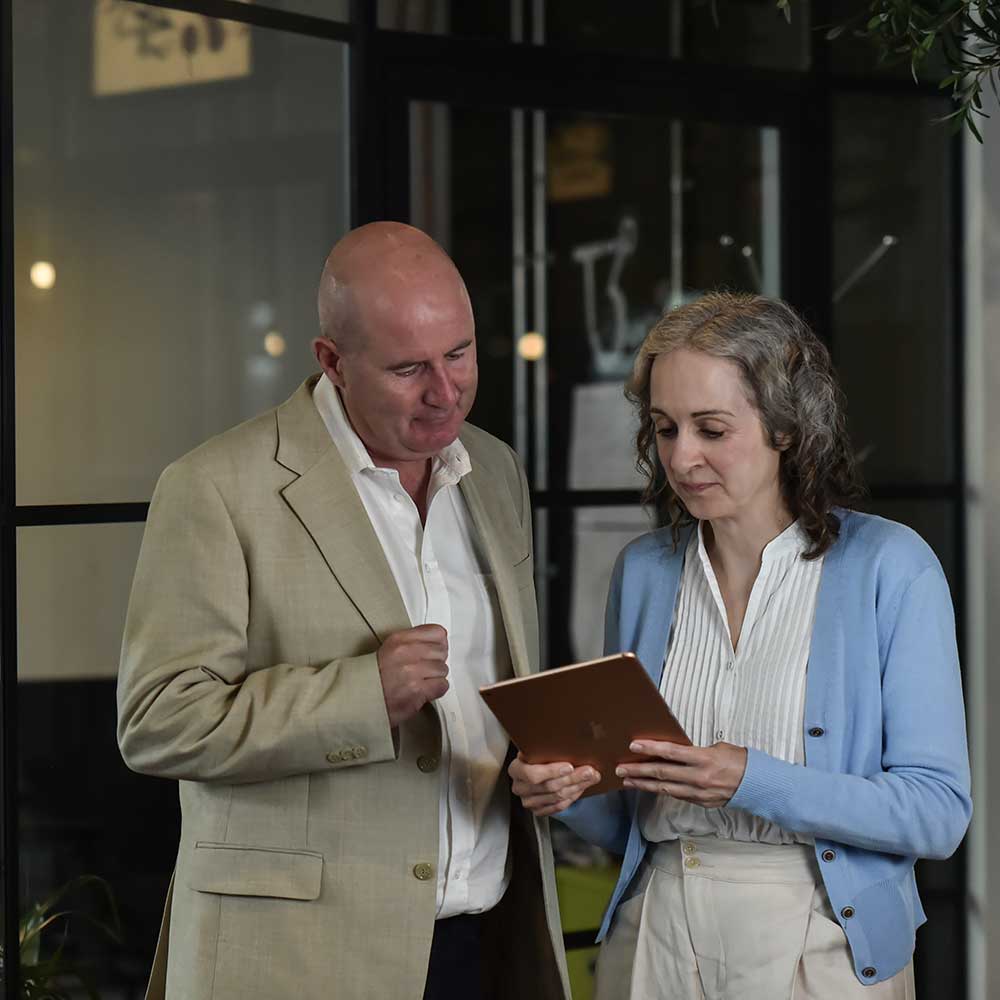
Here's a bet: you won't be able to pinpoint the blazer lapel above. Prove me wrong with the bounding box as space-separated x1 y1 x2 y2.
459 470 532 678
275 378 410 644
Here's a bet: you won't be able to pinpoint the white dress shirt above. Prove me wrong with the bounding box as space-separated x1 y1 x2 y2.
641 520 824 846
313 376 513 917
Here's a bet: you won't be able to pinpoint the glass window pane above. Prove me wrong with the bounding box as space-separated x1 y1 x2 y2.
832 96 954 489
380 0 810 68
565 506 653 665
18 523 177 996
15 0 350 504
828 0 949 80
255 0 349 20
547 0 810 70
378 0 514 39
410 102 782 491
18 523 144 682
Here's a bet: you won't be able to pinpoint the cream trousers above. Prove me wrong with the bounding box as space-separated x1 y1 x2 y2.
594 837 915 1000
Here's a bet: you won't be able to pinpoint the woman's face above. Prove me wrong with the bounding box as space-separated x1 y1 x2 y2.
649 348 785 525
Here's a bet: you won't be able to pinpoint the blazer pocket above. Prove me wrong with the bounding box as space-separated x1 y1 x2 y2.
188 841 323 901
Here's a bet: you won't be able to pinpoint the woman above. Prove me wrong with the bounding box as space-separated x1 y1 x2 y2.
510 292 971 999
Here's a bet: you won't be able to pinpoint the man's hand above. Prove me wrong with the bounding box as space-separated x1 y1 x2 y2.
509 753 601 817
615 740 748 808
377 624 450 728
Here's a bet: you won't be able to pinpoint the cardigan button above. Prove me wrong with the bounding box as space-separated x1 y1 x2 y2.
840 906 855 920
862 967 877 979
808 727 825 738
821 849 836 862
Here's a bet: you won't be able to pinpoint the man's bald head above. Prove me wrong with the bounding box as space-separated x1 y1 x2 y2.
316 222 472 353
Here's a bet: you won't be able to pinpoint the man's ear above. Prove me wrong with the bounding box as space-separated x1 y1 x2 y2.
312 336 346 388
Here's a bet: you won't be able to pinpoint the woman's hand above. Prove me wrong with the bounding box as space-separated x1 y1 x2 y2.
509 753 602 817
615 740 748 808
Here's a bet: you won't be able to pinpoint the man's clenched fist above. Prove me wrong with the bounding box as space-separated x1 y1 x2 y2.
377 624 450 728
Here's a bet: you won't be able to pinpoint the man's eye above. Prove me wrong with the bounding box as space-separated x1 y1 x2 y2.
394 366 420 377
446 351 465 361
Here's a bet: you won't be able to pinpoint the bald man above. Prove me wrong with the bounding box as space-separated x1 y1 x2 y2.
117 223 571 1000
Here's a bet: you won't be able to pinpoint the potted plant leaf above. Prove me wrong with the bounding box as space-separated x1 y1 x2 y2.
1 875 122 1000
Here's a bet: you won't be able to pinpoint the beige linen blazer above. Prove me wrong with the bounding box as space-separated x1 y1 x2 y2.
118 376 571 1000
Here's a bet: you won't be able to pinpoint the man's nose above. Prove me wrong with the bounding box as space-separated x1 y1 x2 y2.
425 364 460 408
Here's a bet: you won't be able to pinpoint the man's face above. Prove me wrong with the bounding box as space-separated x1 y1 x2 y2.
329 284 478 464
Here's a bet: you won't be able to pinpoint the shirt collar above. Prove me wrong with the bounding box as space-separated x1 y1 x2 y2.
312 374 472 483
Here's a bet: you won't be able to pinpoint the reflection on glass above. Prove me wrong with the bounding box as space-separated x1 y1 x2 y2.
17 523 177 998
548 0 809 69
18 523 144 682
828 0 948 80
378 0 514 39
253 0 350 20
15 0 350 504
569 506 653 663
832 96 954 488
410 102 781 492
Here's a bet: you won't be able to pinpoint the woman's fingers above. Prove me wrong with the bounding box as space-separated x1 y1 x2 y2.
615 741 748 807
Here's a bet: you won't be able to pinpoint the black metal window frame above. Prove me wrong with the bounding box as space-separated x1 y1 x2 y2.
0 0 967 994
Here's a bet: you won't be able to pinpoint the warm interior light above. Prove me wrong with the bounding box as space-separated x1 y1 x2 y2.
30 261 56 290
263 331 286 357
517 332 546 361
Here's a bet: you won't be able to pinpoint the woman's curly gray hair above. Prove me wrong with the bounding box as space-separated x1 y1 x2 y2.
627 291 864 559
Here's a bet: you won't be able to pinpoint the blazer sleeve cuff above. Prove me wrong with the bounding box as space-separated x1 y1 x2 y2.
317 651 397 769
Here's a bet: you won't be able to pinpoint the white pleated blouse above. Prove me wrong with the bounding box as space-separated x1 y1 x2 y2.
640 520 824 846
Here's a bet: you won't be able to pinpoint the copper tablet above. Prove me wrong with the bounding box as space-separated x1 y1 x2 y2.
479 652 690 798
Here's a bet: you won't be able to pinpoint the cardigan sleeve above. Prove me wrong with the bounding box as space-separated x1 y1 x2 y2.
728 562 972 859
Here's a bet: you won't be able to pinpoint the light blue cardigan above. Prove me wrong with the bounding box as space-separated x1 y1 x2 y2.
560 510 972 985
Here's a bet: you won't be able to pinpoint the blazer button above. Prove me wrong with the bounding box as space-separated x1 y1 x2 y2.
417 755 440 773
352 745 368 759
325 751 341 764
821 849 836 862
840 906 855 920
413 862 434 881
808 727 825 738
862 967 877 979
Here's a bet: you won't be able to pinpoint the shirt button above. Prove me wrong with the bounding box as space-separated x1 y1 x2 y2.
726 659 734 671
424 560 438 571
413 862 434 881
808 727 825 738
840 906 855 920
684 857 700 870
862 968 877 979
716 729 725 741
417 754 440 773
394 494 405 504
821 849 836 862
682 842 697 855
